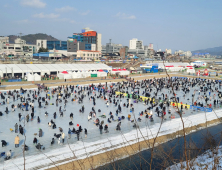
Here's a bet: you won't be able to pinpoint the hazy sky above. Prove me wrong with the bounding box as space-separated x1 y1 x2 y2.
1 0 222 51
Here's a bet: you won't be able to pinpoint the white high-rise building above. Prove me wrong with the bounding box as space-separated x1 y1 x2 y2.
129 38 143 50
36 40 47 51
184 51 192 57
96 33 102 52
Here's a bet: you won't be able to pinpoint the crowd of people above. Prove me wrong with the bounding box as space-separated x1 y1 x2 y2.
0 76 221 161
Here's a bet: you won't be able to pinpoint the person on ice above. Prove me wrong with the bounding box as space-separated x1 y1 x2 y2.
14 135 20 148
5 150 11 160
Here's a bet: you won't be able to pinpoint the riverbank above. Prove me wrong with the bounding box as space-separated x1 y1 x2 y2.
45 111 222 170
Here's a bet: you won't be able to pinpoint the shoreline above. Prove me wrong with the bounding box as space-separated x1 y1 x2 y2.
46 116 222 170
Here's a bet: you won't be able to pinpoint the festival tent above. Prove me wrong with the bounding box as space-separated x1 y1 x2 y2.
187 67 195 74
25 73 41 81
0 63 112 78
97 70 107 77
25 73 34 81
5 64 24 77
110 69 130 75
58 71 72 79
71 72 84 79
118 68 130 75
33 73 41 81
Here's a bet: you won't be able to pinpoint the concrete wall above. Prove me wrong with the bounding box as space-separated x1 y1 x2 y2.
67 41 78 52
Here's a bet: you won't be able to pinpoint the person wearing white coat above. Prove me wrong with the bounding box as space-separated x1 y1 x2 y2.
5 150 11 160
150 110 153 116
62 132 65 143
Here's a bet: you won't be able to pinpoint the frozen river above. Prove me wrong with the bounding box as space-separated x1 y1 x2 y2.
0 77 221 169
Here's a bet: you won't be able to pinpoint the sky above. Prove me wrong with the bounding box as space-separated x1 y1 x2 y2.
0 0 222 51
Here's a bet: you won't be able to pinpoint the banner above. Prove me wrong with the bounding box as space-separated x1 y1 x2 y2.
171 102 212 112
115 91 155 103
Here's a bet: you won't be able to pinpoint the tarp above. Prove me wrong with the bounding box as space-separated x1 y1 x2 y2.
61 71 68 74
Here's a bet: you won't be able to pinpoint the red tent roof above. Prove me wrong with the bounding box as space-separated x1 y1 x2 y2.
112 69 117 71
165 65 174 67
98 69 104 72
122 68 127 71
61 71 68 74
118 69 122 71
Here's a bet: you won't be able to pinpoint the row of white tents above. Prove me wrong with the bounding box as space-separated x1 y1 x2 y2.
25 73 41 81
0 64 112 78
57 70 108 79
57 68 130 80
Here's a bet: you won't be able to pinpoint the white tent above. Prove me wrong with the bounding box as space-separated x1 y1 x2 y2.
119 70 130 75
0 64 112 78
34 64 50 76
26 73 34 81
33 73 41 81
111 69 130 75
97 70 107 77
58 71 72 79
97 72 107 77
71 72 84 79
187 68 195 73
84 71 92 78
25 73 41 81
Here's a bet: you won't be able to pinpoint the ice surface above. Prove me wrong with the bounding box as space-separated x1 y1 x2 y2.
0 79 221 170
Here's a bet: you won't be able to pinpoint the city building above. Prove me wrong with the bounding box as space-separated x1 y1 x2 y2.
183 51 192 57
174 50 184 55
47 41 67 51
166 49 172 54
1 37 36 57
102 39 124 53
36 39 47 51
129 38 144 50
0 36 9 52
35 27 102 55
148 43 153 50
76 50 101 60
175 50 192 57
36 40 67 51
68 27 102 52
102 52 120 60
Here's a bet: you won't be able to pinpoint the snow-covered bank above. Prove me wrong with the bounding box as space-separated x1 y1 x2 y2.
1 108 222 170
167 145 222 170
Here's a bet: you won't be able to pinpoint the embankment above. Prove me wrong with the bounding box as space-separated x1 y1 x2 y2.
46 117 222 170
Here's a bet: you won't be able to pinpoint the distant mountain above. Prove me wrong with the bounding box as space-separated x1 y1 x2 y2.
8 33 59 45
192 46 222 56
